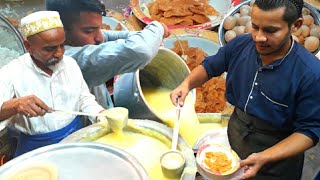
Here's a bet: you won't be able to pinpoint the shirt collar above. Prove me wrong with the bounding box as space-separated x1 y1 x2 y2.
257 36 295 69
26 53 66 76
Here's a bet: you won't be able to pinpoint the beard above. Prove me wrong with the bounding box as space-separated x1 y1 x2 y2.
43 56 64 69
46 57 61 66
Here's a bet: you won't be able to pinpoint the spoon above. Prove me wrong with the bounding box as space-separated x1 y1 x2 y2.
50 109 101 117
160 98 186 178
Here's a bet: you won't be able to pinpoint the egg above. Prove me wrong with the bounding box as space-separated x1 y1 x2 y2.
310 26 320 38
292 27 302 36
298 35 305 44
303 15 314 26
240 5 251 16
239 15 251 26
225 30 237 42
300 25 310 37
245 21 252 33
302 7 311 16
304 36 320 53
233 13 241 25
309 24 316 29
223 16 237 30
233 26 246 35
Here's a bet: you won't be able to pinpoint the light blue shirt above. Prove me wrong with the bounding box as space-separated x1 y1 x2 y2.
64 21 164 108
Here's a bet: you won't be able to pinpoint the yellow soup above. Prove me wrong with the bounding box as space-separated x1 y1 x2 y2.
142 87 201 146
96 131 177 180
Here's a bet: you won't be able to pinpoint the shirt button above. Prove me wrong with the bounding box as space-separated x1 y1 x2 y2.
250 96 253 99
255 82 258 86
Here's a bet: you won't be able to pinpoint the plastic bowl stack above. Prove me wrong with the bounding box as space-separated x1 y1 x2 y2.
218 0 320 55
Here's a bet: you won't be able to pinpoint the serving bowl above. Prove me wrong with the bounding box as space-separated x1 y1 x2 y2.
196 144 240 180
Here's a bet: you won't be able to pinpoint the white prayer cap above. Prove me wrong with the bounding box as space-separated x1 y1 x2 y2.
21 11 63 38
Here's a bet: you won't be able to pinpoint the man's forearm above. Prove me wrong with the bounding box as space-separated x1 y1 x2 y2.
182 65 209 90
0 100 17 121
260 132 314 163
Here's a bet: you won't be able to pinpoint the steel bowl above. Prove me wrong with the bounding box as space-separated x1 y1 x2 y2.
218 0 320 55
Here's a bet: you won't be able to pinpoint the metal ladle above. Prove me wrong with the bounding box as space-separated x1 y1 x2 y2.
160 98 186 178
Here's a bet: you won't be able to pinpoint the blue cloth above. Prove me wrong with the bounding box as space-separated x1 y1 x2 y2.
14 115 82 157
201 34 320 144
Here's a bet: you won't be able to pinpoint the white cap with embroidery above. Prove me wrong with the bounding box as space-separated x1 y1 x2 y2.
21 11 64 37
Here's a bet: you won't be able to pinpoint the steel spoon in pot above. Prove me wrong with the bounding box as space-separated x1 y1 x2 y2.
160 98 186 178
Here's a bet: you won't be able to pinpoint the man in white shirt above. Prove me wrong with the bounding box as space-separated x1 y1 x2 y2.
0 11 104 156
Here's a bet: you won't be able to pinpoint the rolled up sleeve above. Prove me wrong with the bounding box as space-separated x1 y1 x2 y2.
294 76 320 145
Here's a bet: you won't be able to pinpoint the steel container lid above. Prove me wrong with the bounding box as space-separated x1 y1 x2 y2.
0 143 150 180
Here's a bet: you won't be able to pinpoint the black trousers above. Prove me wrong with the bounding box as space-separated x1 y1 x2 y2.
228 108 304 180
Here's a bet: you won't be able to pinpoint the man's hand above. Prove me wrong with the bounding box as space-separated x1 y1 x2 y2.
239 132 314 179
240 152 268 179
170 84 190 107
160 23 170 38
12 95 49 118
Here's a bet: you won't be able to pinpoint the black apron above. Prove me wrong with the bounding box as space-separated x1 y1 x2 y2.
228 108 304 180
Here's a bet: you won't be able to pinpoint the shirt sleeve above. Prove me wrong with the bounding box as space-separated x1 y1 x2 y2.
101 30 135 42
201 34 242 78
0 64 15 113
65 21 164 88
294 75 320 145
69 58 104 123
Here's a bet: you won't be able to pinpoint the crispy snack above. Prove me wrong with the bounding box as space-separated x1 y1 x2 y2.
171 40 227 113
101 23 122 31
114 23 122 31
204 151 233 174
148 0 219 26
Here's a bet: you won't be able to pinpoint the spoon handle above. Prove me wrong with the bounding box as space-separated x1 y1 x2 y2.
51 109 101 117
171 98 181 150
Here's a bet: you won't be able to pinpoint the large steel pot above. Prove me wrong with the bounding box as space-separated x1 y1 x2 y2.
62 119 197 180
113 48 196 122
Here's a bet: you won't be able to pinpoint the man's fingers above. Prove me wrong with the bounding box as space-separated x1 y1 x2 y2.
30 104 45 116
240 166 258 180
179 92 188 107
35 98 50 112
240 159 251 167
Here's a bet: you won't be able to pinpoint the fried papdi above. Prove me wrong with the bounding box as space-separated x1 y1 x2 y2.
171 40 227 112
101 23 122 31
148 0 219 26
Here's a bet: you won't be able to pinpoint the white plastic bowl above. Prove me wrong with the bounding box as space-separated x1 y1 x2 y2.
196 144 240 180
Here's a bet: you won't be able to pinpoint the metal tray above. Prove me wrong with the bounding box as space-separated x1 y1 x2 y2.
0 143 149 180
